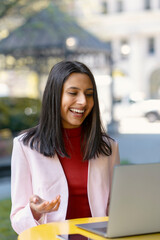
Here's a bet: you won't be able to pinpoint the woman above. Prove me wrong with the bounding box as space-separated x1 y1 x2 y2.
10 61 120 234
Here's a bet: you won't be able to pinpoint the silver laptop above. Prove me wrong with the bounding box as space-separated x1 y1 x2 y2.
76 163 160 238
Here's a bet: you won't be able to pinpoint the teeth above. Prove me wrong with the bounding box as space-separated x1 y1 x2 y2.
70 108 85 113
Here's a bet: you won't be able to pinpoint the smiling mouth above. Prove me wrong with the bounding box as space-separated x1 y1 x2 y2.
70 108 85 114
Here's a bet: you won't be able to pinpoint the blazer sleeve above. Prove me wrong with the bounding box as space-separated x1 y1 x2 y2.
10 137 47 234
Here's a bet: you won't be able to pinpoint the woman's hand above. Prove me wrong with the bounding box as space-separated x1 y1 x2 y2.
29 194 61 221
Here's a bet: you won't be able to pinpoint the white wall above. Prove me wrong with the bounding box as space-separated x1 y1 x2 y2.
75 0 160 99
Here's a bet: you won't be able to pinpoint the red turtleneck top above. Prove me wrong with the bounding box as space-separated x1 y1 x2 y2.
58 127 91 219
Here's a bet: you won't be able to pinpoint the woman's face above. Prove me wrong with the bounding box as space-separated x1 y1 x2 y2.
61 73 94 129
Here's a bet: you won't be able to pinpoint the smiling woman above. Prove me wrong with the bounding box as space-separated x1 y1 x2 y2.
10 61 120 235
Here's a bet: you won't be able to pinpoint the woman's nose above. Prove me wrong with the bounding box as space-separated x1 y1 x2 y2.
77 93 87 105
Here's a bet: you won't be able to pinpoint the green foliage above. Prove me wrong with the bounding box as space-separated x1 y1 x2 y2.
120 159 131 165
0 0 52 20
0 97 41 134
0 0 21 19
0 199 17 240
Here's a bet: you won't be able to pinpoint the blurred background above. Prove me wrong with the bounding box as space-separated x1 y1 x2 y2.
0 0 160 239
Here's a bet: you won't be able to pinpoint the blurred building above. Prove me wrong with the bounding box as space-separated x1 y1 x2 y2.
73 0 160 100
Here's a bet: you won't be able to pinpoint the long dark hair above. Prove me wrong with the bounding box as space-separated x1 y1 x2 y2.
22 61 112 160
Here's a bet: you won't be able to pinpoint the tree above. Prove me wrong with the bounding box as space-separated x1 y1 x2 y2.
0 0 21 19
0 0 75 39
0 0 74 20
0 0 53 41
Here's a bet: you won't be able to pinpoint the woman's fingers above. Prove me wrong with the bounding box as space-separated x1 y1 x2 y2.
36 201 49 212
43 195 61 212
30 195 61 214
52 198 61 211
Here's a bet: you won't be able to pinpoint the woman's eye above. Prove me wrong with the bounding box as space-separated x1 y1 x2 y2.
68 92 77 95
86 93 93 97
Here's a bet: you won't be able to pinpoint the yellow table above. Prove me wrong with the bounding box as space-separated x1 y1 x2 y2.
18 217 160 240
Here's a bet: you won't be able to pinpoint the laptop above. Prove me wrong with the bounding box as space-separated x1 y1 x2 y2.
76 163 160 238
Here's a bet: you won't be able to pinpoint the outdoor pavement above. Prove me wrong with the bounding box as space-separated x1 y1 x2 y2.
0 117 160 200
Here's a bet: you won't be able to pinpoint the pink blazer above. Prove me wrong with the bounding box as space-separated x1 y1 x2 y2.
10 135 120 234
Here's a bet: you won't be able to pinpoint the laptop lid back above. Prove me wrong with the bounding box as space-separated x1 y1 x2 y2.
107 163 160 238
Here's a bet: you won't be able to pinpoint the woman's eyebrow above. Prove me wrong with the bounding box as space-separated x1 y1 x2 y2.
67 87 94 90
86 88 94 91
67 87 79 90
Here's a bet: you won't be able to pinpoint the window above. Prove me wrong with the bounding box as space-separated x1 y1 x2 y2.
148 38 155 54
117 0 123 12
101 1 108 14
144 0 151 10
